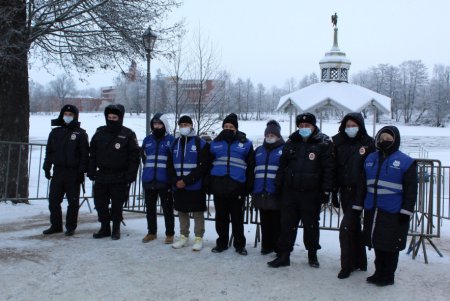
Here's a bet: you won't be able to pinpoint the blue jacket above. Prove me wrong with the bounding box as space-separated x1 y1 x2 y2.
172 136 206 191
210 137 253 183
363 150 415 213
253 144 284 194
142 134 174 184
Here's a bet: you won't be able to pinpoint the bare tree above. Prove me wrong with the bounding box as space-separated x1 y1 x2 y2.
244 78 254 120
399 60 428 123
187 30 225 135
0 0 181 201
29 80 47 113
48 73 77 107
256 83 265 120
428 64 450 126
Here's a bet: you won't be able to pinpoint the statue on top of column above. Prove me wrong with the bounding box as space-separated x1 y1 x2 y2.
331 13 338 27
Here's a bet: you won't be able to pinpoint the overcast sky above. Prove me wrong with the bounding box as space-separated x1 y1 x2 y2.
29 0 450 90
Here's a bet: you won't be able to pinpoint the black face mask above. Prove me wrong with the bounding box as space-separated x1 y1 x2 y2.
378 140 393 152
106 120 122 132
221 129 235 140
153 128 165 138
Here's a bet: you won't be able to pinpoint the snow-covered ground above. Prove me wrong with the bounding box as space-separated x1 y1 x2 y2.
1 113 448 300
1 200 449 301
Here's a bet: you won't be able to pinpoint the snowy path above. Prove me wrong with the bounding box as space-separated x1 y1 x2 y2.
1 201 449 301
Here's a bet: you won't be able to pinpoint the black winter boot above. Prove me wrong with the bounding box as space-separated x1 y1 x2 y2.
308 250 320 268
43 226 63 235
93 222 111 239
111 222 121 240
267 253 290 268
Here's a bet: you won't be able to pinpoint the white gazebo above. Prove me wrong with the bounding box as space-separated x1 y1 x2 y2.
277 20 391 136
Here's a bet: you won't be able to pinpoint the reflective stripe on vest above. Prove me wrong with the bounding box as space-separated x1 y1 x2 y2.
363 151 414 213
172 137 206 191
210 138 252 183
253 145 283 194
142 134 174 184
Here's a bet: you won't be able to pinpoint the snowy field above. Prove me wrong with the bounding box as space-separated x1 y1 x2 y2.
1 112 449 300
1 200 449 301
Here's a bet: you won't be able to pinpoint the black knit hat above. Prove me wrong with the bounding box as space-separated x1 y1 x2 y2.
222 113 238 129
178 115 193 125
296 113 316 127
264 120 281 138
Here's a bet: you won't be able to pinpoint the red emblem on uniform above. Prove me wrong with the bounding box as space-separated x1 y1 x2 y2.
359 147 366 155
309 153 315 160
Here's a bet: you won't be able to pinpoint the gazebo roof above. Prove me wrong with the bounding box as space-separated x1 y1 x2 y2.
277 81 391 115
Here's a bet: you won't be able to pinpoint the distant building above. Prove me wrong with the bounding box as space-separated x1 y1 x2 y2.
100 86 117 102
36 96 111 112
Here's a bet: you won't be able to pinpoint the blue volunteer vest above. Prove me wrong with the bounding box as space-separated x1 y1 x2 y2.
253 144 284 194
142 134 174 184
172 136 206 191
364 150 415 213
210 138 253 183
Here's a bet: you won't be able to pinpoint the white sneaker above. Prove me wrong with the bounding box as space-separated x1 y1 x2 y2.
172 235 189 249
192 237 203 251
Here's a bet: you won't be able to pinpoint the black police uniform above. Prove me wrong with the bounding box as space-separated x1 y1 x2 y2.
43 104 89 235
269 113 334 268
88 104 140 240
332 112 375 278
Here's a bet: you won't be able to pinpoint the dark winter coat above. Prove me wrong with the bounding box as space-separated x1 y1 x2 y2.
88 105 140 184
168 134 210 212
275 129 334 204
209 130 255 198
43 106 89 177
332 112 375 188
355 126 418 252
251 139 285 210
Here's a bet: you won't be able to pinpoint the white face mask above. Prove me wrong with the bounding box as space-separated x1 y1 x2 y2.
179 127 191 136
265 137 277 144
345 127 359 138
63 116 73 124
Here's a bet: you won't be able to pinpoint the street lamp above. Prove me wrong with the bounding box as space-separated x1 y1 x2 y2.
142 26 157 136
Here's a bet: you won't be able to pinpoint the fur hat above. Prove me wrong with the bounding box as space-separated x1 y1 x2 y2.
296 113 316 127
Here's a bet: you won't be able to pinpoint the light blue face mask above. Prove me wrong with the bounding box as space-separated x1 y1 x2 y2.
179 127 191 136
299 128 312 138
345 127 359 138
63 116 73 124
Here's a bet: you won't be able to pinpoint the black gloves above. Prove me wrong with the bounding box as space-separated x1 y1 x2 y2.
399 213 411 224
332 192 340 208
321 192 330 204
44 169 51 180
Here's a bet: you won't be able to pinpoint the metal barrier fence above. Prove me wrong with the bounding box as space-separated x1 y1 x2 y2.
0 141 446 262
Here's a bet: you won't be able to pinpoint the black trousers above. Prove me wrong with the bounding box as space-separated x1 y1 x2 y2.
259 209 281 252
214 195 246 250
339 187 367 270
374 249 399 281
48 169 80 231
144 188 174 236
93 182 129 224
277 191 321 253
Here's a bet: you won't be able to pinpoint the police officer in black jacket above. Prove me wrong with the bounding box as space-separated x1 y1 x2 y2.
268 113 334 268
42 104 89 236
332 112 375 279
88 104 140 240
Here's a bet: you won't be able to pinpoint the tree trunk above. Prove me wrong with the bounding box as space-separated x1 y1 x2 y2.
0 1 30 203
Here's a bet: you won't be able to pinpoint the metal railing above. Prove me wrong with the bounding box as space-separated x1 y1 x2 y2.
0 141 446 262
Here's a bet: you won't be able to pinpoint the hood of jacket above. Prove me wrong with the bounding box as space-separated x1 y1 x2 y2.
51 104 80 127
151 112 171 134
375 125 401 154
104 104 125 125
338 112 368 136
